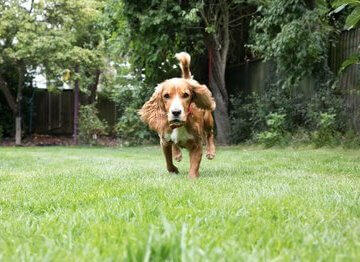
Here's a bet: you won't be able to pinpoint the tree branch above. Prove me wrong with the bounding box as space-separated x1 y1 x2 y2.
229 11 257 26
0 76 17 113
220 0 229 69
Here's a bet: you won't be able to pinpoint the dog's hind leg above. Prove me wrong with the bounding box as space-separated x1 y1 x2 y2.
204 111 216 160
205 130 216 160
172 144 182 162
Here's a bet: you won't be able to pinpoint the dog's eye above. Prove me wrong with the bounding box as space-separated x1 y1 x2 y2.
183 92 190 98
164 94 170 99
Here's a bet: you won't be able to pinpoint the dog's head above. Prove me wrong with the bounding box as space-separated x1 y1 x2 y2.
139 78 216 132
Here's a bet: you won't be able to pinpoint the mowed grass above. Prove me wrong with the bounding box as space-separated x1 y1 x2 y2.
0 146 360 261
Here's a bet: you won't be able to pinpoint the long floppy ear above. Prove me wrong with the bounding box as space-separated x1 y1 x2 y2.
189 80 216 111
138 85 168 133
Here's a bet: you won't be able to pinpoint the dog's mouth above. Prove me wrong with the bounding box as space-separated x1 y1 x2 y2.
169 119 184 128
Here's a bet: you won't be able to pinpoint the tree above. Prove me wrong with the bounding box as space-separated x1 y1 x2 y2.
117 0 254 145
196 0 254 144
0 0 48 145
0 0 104 145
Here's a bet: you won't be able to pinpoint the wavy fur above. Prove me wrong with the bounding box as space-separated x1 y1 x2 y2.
138 85 168 134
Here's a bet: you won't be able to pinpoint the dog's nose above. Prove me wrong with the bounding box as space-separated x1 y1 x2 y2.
172 110 182 117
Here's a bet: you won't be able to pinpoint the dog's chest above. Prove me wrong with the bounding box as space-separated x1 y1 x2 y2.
164 127 193 144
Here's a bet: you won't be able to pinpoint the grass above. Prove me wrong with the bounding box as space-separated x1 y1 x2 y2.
0 146 359 261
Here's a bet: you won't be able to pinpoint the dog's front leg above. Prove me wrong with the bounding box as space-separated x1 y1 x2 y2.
172 144 182 162
161 141 179 174
188 143 202 179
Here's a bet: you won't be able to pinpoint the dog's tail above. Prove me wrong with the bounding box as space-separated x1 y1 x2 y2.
175 52 192 79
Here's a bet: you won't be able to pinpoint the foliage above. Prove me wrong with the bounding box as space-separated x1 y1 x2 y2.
112 0 204 85
0 0 106 142
78 104 108 145
115 107 156 146
311 112 340 147
248 0 332 88
0 97 14 137
0 0 104 81
331 0 360 72
103 62 157 145
257 113 289 148
0 125 3 141
332 0 360 30
339 53 360 72
230 80 346 146
343 129 360 148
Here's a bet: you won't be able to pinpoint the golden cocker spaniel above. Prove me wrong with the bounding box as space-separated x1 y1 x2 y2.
139 52 216 178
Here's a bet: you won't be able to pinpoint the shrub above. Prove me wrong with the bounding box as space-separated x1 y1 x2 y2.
343 130 360 149
311 113 340 148
257 113 289 148
291 129 312 147
79 104 108 145
115 107 155 146
229 78 345 145
103 62 158 145
0 125 3 142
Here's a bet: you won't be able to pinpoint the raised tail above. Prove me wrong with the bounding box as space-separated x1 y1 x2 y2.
175 52 192 79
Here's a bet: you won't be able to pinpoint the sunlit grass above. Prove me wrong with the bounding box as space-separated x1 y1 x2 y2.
0 146 359 261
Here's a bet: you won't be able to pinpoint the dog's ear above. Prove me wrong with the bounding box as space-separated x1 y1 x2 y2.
139 84 168 133
189 81 216 111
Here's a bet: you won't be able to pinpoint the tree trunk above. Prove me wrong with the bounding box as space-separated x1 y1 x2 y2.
201 0 231 145
15 63 25 146
15 116 21 145
88 69 100 104
0 76 17 113
73 65 80 145
207 45 231 145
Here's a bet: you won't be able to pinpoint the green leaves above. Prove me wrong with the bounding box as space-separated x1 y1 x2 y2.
345 6 360 29
339 53 360 72
332 0 360 8
0 0 105 90
249 0 332 88
331 0 360 30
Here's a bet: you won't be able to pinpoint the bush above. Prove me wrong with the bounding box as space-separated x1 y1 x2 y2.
311 113 340 148
115 107 155 146
343 130 360 149
257 113 289 148
230 78 345 146
0 125 3 142
103 63 158 145
79 104 108 145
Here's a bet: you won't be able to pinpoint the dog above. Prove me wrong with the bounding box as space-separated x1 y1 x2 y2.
139 52 216 178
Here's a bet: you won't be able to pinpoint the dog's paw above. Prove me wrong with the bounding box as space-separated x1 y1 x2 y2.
168 165 179 174
206 152 215 160
174 154 182 162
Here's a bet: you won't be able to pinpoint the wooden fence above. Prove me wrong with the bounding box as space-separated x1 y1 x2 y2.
32 90 116 135
330 28 360 131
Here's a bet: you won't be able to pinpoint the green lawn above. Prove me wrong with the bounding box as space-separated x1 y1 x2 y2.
0 146 359 261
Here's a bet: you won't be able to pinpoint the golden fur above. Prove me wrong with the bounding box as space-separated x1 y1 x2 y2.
139 52 216 178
